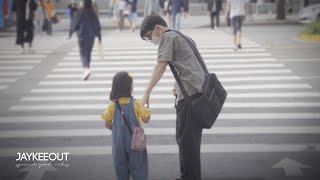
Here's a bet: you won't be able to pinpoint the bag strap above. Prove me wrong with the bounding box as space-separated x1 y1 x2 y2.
115 100 133 135
168 30 209 74
165 30 208 99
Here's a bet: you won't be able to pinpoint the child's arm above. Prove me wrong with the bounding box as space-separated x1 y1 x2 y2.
141 114 150 123
101 102 115 130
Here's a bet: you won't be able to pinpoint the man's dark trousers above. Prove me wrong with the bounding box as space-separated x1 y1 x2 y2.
176 93 203 180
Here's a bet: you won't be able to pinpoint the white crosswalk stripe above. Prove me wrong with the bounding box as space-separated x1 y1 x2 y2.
2 29 320 163
0 37 66 91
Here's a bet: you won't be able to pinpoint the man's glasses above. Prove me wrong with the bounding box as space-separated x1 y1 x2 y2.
144 30 154 41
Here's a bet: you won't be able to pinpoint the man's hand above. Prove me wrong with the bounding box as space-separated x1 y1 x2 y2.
141 93 150 107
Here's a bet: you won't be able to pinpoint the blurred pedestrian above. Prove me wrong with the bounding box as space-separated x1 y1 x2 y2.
144 0 160 16
101 71 150 180
226 0 248 51
67 0 79 38
112 0 127 31
70 0 102 80
168 0 188 31
34 0 46 35
92 0 99 15
42 0 55 35
12 0 37 53
207 0 222 30
127 0 138 32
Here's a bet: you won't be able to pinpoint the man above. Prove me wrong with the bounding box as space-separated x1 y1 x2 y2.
226 0 248 51
140 15 206 180
42 0 54 35
207 0 222 30
168 0 188 31
12 0 37 53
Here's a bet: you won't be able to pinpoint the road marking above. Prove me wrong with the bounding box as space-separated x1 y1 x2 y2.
29 84 312 93
67 48 266 56
0 60 42 64
279 58 320 62
0 50 52 54
59 58 278 66
273 158 311 176
0 144 319 157
38 76 302 86
53 64 285 72
0 72 26 76
1 113 320 123
63 53 272 60
19 161 57 180
46 70 293 78
0 79 17 83
72 44 261 51
0 85 9 90
301 76 320 79
0 66 34 70
1 126 320 138
20 92 320 102
9 102 320 111
0 55 46 59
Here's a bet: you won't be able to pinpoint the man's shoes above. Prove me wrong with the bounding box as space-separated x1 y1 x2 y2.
238 44 242 49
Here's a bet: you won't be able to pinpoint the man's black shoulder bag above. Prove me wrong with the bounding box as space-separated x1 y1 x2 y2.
168 30 227 129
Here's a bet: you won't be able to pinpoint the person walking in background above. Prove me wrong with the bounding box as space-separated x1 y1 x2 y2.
92 0 99 15
144 0 160 16
12 0 37 53
207 0 222 30
168 0 188 31
101 71 150 180
67 0 79 38
42 0 55 35
112 0 127 31
70 0 102 80
127 0 138 32
34 0 45 35
226 0 248 51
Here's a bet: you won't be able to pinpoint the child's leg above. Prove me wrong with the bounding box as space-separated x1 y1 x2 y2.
113 147 130 180
128 149 148 180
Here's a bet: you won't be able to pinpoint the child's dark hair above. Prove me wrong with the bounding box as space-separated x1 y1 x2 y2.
110 71 133 101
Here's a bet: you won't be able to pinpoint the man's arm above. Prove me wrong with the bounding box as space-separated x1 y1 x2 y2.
141 61 168 105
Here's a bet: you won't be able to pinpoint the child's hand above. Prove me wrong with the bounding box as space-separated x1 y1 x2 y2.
172 88 177 96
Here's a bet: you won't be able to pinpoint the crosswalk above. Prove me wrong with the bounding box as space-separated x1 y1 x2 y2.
1 29 320 178
0 36 66 91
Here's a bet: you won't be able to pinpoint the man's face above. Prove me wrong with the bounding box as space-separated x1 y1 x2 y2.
144 25 161 42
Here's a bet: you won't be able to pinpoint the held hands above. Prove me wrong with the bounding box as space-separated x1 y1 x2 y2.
172 88 177 97
141 93 150 108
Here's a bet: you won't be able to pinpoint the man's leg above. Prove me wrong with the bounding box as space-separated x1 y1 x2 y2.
216 10 220 27
176 13 181 31
236 16 244 49
176 96 202 180
210 12 215 29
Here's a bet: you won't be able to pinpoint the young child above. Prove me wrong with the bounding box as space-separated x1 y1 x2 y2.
101 71 150 180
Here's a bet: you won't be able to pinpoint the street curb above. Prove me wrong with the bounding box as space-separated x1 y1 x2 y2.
299 34 320 42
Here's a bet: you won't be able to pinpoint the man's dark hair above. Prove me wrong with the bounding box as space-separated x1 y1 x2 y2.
109 71 133 101
140 15 168 40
